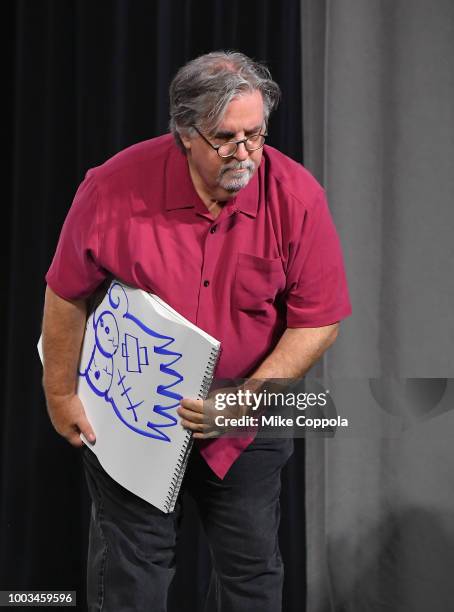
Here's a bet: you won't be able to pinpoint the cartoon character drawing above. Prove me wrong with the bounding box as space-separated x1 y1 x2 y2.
79 282 184 442
84 311 120 396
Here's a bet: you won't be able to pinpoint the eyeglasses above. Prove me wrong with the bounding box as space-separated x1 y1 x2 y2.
193 126 267 158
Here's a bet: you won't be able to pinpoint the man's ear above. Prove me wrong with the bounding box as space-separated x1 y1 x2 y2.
179 129 192 151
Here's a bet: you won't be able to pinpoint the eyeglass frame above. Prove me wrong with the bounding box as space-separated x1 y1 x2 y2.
192 125 268 158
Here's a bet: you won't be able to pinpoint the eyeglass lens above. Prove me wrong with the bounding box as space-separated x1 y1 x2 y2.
218 135 265 157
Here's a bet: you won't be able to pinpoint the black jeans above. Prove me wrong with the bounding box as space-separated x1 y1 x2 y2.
82 436 293 612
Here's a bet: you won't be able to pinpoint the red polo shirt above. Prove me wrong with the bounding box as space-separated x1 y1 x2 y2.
46 134 351 477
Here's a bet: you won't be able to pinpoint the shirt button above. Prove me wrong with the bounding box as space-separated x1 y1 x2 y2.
203 280 210 287
210 225 217 234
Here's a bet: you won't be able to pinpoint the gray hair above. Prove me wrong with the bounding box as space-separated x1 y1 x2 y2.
169 51 281 152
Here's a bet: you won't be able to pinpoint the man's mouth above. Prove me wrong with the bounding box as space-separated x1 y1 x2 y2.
223 165 251 174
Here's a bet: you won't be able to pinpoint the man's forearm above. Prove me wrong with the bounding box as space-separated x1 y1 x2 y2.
42 286 97 446
42 286 87 399
250 324 339 382
178 324 340 437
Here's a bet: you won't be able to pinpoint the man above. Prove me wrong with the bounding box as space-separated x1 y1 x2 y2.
42 51 351 611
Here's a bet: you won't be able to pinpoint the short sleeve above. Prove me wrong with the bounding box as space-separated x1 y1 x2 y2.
45 170 107 300
285 189 352 327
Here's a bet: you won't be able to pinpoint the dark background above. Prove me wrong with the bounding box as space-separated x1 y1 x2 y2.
2 1 306 610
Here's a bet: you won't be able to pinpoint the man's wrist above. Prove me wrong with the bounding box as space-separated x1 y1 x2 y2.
43 388 77 404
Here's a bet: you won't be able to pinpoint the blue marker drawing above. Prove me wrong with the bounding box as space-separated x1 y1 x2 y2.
79 282 184 442
122 333 149 373
116 369 144 422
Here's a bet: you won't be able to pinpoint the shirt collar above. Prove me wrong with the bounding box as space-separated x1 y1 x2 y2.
164 143 259 218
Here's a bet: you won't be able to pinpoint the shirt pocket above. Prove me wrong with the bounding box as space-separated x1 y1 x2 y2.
234 253 285 315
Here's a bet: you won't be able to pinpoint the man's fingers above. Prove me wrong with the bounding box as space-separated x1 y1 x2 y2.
179 418 210 433
76 415 96 444
192 430 222 440
179 416 224 438
67 431 85 448
179 397 223 438
180 398 204 413
177 406 205 424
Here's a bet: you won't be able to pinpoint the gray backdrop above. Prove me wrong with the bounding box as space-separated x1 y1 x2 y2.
301 1 454 610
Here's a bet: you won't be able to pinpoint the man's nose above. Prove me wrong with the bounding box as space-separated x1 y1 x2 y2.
234 141 249 161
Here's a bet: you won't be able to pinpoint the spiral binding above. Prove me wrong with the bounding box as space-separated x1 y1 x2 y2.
164 345 221 513
197 348 221 399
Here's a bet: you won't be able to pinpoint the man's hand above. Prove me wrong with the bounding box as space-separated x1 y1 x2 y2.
177 395 225 439
46 393 96 448
177 386 254 440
